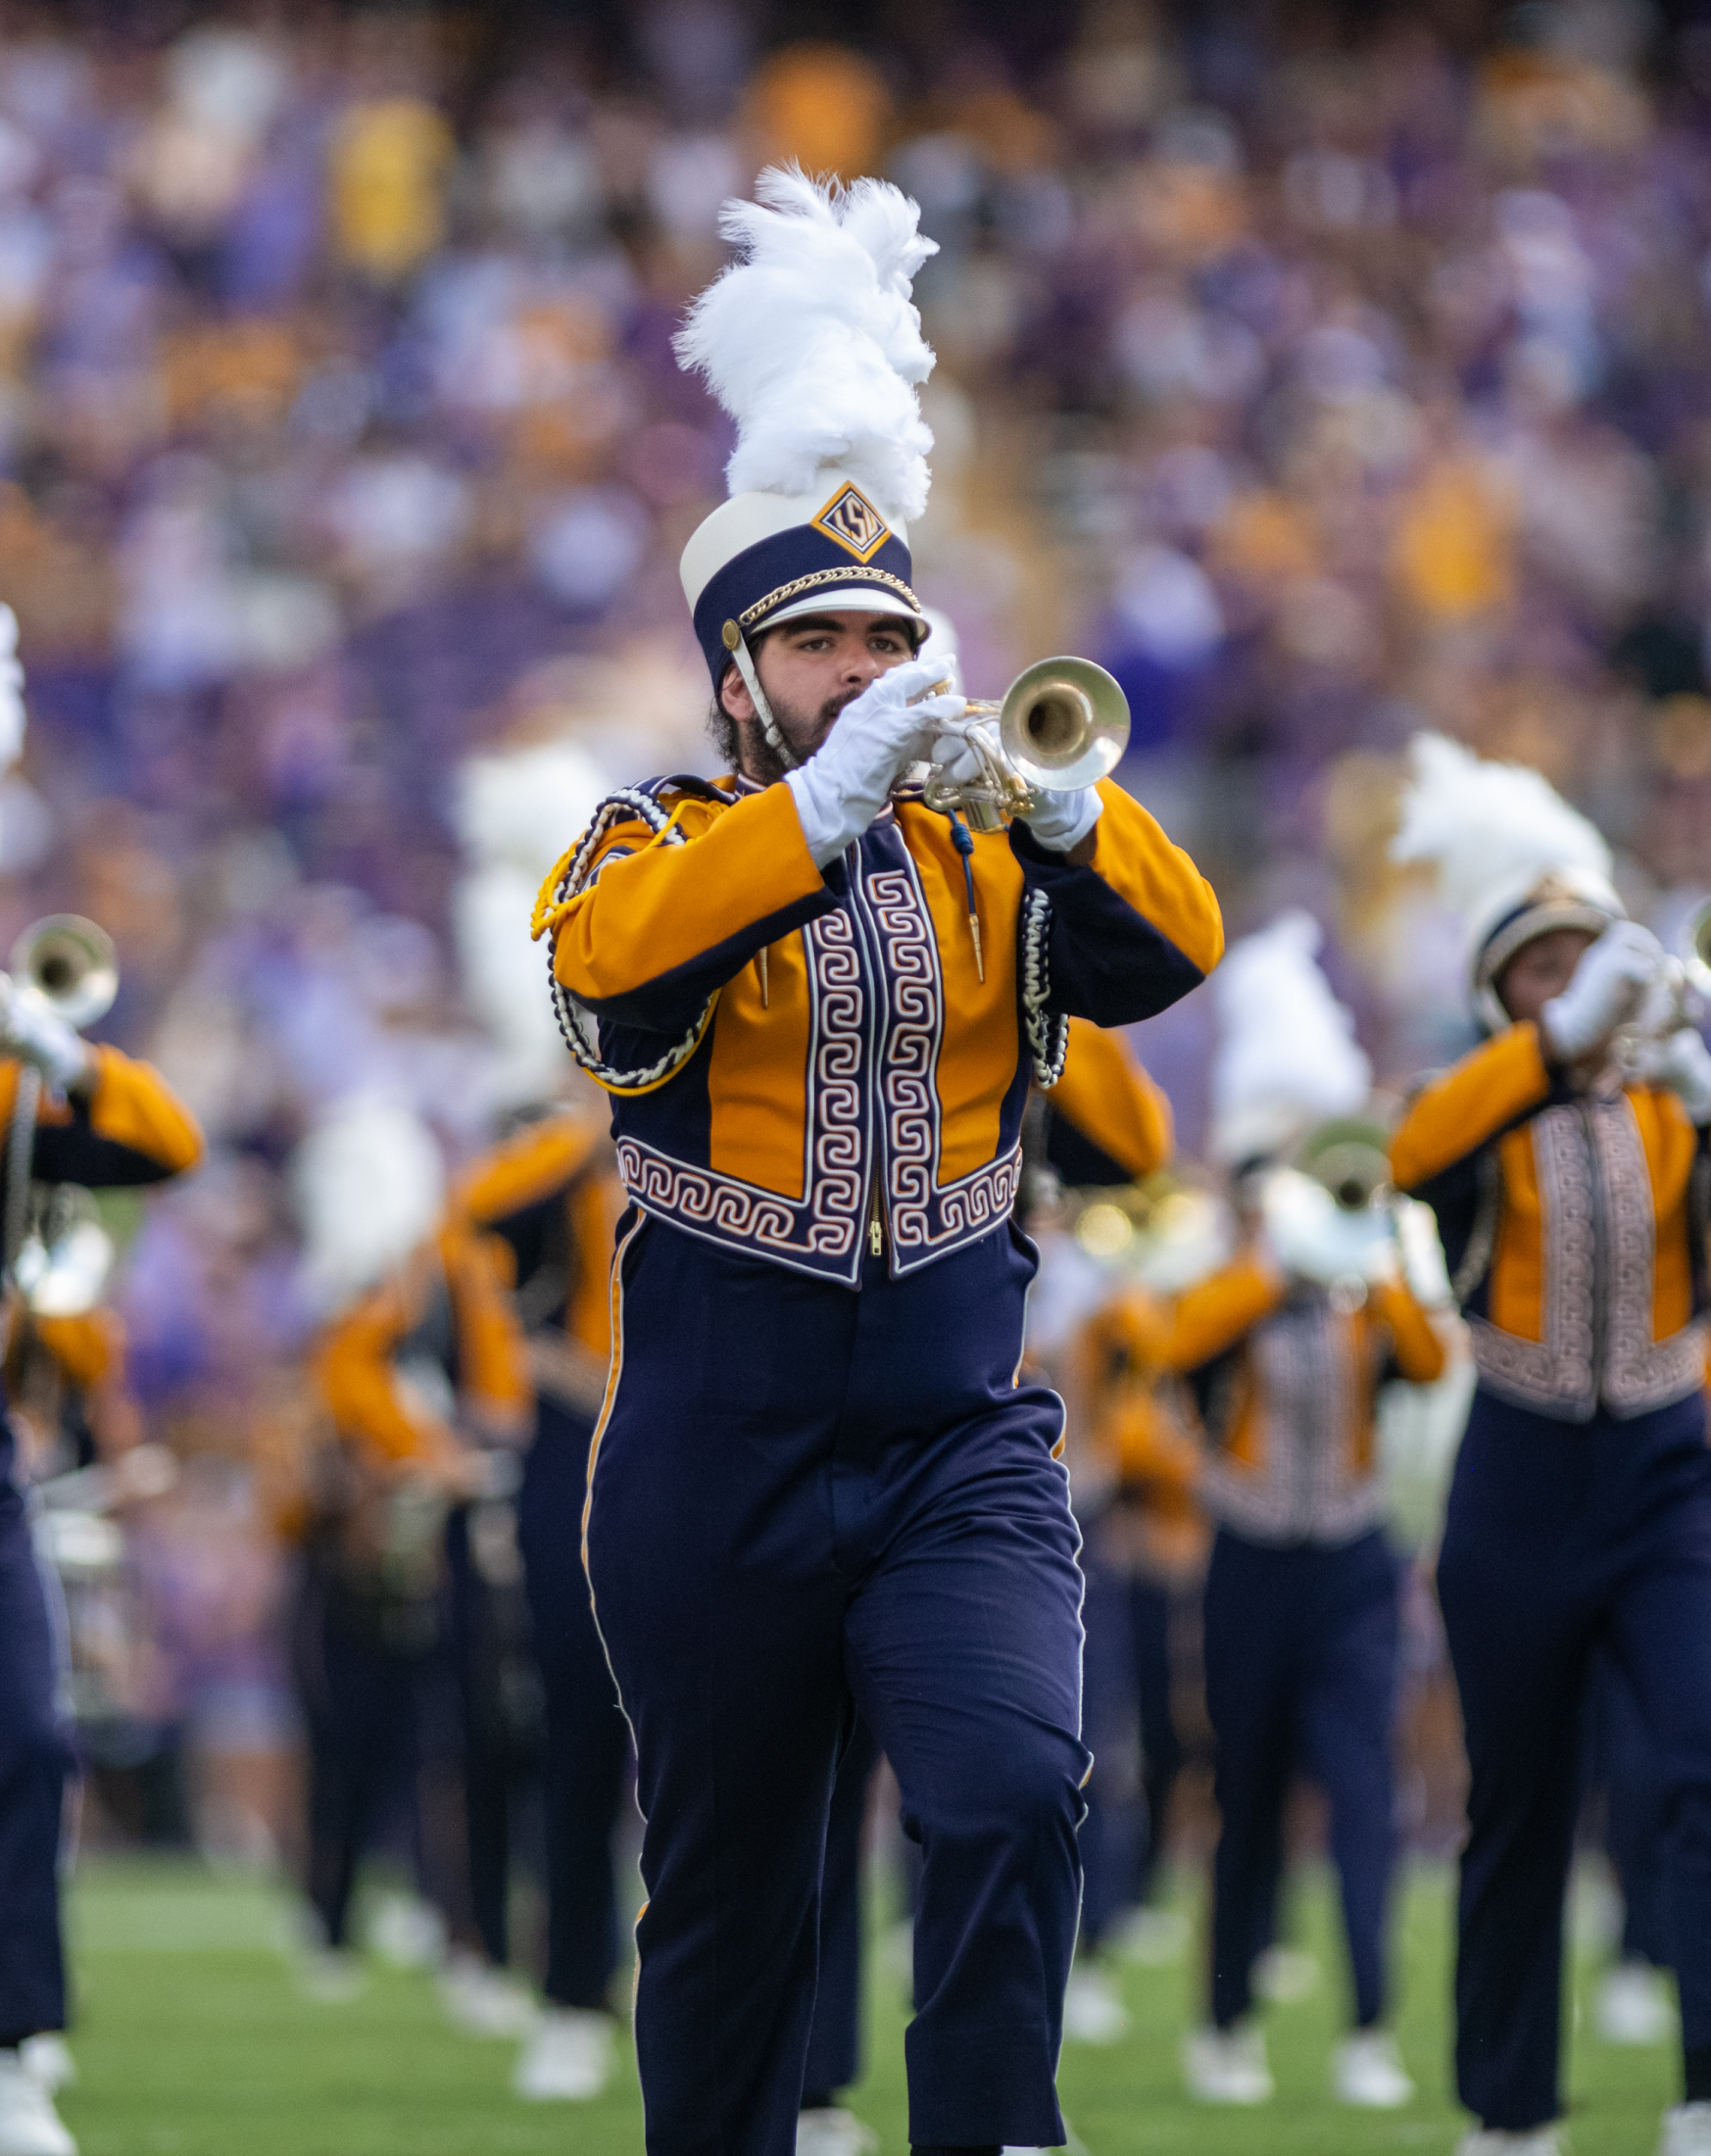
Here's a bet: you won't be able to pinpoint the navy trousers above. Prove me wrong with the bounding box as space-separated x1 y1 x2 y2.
516 1398 631 2011
0 1438 73 2043
1439 1388 1711 2132
445 1498 540 1968
1080 1558 1189 1947
585 1212 1087 2156
803 1714 881 2102
1202 1525 1399 2031
290 1565 427 1949
1589 1648 1672 1968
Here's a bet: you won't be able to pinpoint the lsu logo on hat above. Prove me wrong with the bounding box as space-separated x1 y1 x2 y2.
810 482 891 563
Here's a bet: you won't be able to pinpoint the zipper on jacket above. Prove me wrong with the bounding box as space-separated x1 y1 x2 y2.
868 1173 886 1259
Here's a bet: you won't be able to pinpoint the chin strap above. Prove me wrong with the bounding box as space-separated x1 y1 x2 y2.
722 622 797 771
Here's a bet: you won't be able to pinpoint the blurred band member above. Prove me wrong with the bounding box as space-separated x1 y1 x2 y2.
1391 735 1711 2156
531 171 1222 2156
1174 914 1442 2112
295 1098 527 2007
0 991 203 2156
1021 1018 1186 2046
454 1110 630 2101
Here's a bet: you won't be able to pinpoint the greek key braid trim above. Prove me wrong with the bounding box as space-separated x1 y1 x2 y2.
1021 886 1068 1089
543 789 716 1096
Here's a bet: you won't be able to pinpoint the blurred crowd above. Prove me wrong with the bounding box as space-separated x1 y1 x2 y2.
7 0 1711 1869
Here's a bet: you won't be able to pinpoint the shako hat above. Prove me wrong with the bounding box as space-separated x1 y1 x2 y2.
674 166 939 761
1391 732 1622 1035
1209 910 1373 1167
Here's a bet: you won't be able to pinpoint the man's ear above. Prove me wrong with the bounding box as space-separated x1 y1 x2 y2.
718 658 756 725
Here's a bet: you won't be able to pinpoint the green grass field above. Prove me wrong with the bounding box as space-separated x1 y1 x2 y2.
54 1858 1680 2155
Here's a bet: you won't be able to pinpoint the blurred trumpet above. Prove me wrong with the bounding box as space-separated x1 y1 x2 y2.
1611 903 1711 1069
11 913 119 1031
903 656 1130 834
1261 1117 1399 1305
1294 1118 1393 1216
1063 1173 1235 1293
13 1185 115 1317
1 916 120 1310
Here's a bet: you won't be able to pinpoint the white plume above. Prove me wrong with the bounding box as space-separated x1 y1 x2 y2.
1391 731 1612 920
1209 910 1372 1163
675 165 939 521
454 739 607 881
453 739 607 1098
292 1091 446 1314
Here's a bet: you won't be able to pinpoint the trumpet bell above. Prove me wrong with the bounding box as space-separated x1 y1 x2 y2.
998 657 1130 795
1293 1117 1393 1213
12 915 119 1030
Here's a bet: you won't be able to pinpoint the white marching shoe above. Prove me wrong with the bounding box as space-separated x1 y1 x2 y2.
1333 2029 1414 2108
1251 1943 1319 2002
1061 1961 1129 2044
1455 2130 1566 2155
1184 2021 1273 2103
795 2108 877 2155
0 2052 75 2156
1660 2104 1711 2155
1596 1960 1676 2045
439 1951 539 2038
16 2044 70 2096
1110 1903 1188 1966
513 2006 613 2100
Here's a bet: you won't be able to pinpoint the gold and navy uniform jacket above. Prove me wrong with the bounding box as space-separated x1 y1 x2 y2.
1391 1023 1708 1422
1044 1015 1174 1188
532 772 1222 1286
0 1047 200 1459
455 1109 622 1421
0 1048 203 1195
1159 1251 1445 1546
314 1218 531 1473
1074 1287 1208 1580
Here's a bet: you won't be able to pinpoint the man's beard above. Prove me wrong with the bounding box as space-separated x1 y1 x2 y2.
736 688 852 786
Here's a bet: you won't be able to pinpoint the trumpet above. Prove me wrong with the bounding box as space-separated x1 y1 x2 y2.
903 656 1131 834
1 916 120 1310
1610 903 1711 1070
11 913 119 1031
1294 1117 1393 1216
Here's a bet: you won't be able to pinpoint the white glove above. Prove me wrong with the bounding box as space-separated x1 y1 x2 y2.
785 658 965 868
1629 1023 1711 1124
0 978 88 1093
1396 1197 1454 1307
1540 920 1662 1062
1018 784 1101 855
928 720 1102 854
1260 1167 1397 1289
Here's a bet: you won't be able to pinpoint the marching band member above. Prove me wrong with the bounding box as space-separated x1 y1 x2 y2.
1062 1162 1224 1990
0 998 203 2156
292 1096 521 2005
532 170 1223 2156
1169 913 1443 2113
1390 735 1711 2156
451 734 635 2101
453 1109 630 2101
1020 1018 1186 2045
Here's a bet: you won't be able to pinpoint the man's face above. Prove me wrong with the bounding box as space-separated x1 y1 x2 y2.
1496 926 1598 1027
718 611 918 779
